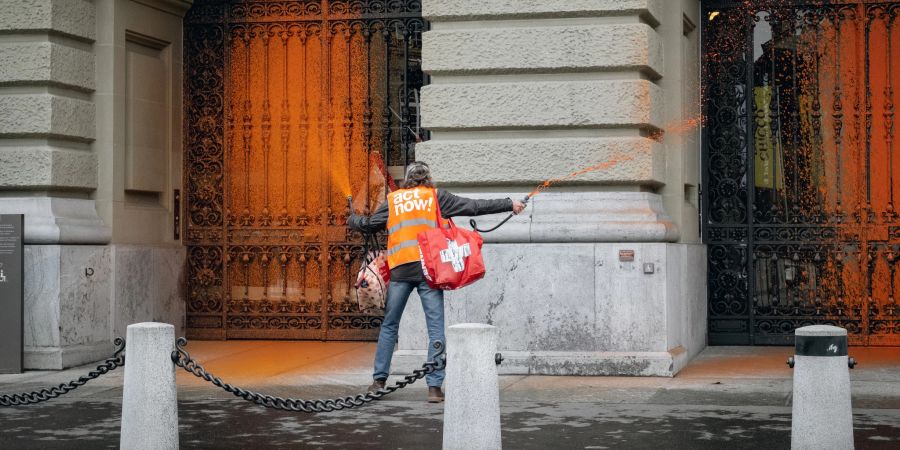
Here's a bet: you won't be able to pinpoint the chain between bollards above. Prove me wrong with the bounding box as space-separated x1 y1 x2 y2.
171 337 446 413
0 338 126 407
0 336 455 411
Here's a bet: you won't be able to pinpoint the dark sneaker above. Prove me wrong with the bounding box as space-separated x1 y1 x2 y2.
367 379 386 393
427 386 445 403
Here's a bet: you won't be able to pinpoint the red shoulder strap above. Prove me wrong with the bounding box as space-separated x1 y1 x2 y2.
434 188 456 234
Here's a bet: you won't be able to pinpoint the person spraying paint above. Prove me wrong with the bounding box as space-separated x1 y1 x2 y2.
347 161 526 403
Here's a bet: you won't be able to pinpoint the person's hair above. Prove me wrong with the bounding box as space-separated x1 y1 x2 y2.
402 161 434 188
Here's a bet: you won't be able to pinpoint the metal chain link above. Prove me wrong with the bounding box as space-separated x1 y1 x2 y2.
171 337 446 413
0 338 126 407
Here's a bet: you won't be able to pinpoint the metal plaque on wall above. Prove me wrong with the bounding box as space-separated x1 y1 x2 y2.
0 215 23 373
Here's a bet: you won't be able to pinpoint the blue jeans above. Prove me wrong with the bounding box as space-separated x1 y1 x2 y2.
373 280 445 387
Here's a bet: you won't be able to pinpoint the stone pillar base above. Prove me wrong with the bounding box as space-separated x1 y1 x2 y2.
394 347 689 377
24 245 112 370
109 245 186 341
23 244 185 370
395 242 707 377
24 342 114 371
0 198 110 244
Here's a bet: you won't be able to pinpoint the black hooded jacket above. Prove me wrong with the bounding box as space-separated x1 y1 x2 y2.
347 189 513 282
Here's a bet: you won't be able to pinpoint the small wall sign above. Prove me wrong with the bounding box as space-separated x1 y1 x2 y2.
0 215 23 373
618 249 635 262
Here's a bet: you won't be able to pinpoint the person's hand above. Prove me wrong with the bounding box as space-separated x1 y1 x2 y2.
512 200 526 215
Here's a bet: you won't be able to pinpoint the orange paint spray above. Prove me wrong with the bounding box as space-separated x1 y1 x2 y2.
471 154 636 232
527 155 636 198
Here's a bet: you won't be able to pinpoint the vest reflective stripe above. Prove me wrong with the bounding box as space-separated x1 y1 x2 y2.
386 187 440 269
386 239 419 256
387 218 438 235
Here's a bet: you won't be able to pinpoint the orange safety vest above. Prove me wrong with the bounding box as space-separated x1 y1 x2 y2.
386 187 442 269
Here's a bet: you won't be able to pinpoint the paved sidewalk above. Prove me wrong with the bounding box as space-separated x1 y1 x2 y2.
1 341 898 448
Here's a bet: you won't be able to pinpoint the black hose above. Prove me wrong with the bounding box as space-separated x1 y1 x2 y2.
470 195 529 233
470 214 515 233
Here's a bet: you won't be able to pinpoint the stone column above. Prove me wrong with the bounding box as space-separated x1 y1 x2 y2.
0 0 191 369
395 0 707 376
0 0 106 243
0 0 114 369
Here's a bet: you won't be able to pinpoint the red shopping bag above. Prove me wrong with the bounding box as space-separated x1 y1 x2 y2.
417 190 486 290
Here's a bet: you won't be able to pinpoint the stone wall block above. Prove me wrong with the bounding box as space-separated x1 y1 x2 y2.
424 24 661 77
111 246 187 340
424 0 661 24
0 147 97 190
395 242 706 376
50 95 95 140
0 0 96 41
0 41 95 91
51 42 95 90
59 245 111 347
422 80 663 131
24 245 62 348
153 246 186 337
112 246 155 340
443 191 678 243
23 244 113 369
0 42 53 85
0 94 95 141
594 243 668 352
529 192 678 242
416 137 663 186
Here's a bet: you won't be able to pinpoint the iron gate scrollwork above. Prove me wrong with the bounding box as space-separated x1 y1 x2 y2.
184 0 425 340
703 0 900 345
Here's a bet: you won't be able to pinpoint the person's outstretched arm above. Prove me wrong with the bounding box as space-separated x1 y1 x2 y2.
436 189 523 218
348 202 389 234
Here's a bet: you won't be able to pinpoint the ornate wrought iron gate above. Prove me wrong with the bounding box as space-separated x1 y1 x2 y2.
183 0 424 340
703 0 900 345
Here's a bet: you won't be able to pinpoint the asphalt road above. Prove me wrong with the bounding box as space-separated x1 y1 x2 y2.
2 343 897 449
1 398 898 449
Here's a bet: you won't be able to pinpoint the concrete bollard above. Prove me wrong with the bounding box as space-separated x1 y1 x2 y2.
791 325 854 450
443 323 501 450
120 323 179 450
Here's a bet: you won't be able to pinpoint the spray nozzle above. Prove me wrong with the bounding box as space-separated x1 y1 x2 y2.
347 196 353 212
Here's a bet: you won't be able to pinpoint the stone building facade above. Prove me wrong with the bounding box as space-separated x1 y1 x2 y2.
0 0 707 374
395 0 706 376
0 0 189 369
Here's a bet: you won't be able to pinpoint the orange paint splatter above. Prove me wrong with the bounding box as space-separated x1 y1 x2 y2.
663 116 705 137
528 155 635 198
524 113 704 198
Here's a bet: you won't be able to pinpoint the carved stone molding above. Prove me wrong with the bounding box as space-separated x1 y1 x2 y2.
0 198 111 244
132 0 195 17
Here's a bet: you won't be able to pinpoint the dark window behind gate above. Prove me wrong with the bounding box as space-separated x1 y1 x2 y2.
183 0 424 340
702 1 900 345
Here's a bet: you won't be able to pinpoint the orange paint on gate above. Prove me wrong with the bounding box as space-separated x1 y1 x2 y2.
794 2 898 322
228 18 394 222
703 0 900 342
220 13 401 315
